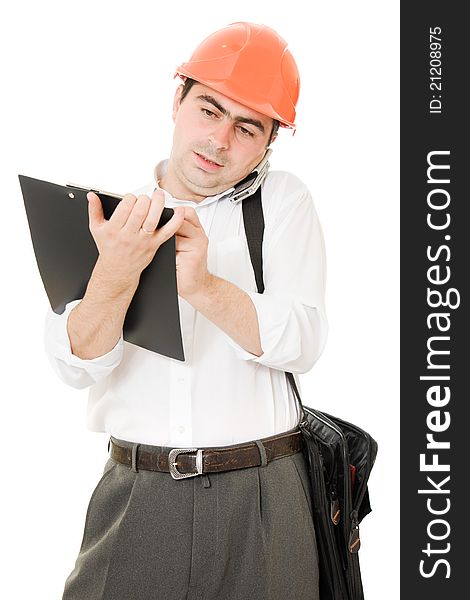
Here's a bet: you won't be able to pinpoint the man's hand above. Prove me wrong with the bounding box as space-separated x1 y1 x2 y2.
175 207 211 299
87 189 185 284
173 207 262 355
68 188 185 360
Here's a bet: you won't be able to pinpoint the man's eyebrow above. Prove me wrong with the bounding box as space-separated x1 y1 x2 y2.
236 116 266 134
195 94 266 134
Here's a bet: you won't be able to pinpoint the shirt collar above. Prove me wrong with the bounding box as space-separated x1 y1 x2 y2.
153 159 236 207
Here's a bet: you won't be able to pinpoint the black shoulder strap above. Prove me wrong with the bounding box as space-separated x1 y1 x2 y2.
241 188 304 412
241 187 265 294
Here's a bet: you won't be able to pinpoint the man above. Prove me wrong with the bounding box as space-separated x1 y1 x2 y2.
45 21 328 600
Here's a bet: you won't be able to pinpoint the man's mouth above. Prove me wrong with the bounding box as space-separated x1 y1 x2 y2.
194 151 224 169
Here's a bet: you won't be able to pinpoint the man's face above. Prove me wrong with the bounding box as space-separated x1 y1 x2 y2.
163 83 274 201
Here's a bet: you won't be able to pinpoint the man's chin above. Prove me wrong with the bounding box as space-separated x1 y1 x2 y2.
183 170 236 198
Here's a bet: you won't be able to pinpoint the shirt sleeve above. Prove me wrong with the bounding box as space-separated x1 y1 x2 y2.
223 177 328 373
43 299 124 389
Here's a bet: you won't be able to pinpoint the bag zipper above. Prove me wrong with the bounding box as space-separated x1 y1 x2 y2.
329 482 340 525
324 414 377 512
299 419 349 596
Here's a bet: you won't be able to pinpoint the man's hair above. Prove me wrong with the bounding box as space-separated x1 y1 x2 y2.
179 78 279 146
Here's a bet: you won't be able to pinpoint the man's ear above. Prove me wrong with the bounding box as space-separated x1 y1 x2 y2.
266 133 278 148
172 84 184 122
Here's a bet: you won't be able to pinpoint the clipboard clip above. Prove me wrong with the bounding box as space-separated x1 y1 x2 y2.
65 182 124 200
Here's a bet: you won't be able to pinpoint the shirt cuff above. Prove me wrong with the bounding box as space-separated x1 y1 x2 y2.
222 291 327 373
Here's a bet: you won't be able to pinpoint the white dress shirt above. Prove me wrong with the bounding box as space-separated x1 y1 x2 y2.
44 161 328 447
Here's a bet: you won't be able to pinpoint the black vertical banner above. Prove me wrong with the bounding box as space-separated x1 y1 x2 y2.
401 3 468 598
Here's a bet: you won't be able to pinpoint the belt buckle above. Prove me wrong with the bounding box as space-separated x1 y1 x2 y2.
168 448 203 480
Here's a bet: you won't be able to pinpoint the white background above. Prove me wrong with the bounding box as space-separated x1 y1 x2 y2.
1 1 399 598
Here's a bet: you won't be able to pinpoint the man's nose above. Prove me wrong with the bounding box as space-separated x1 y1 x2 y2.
208 121 232 150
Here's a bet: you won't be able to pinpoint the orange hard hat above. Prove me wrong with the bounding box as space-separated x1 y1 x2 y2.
175 22 300 130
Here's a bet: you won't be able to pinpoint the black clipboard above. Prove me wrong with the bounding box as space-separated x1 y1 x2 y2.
19 174 184 361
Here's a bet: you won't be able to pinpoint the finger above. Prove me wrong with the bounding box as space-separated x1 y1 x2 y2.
141 189 165 233
176 218 201 238
176 207 203 238
87 192 105 230
108 193 138 229
154 206 186 245
174 234 195 252
181 206 203 228
123 194 152 233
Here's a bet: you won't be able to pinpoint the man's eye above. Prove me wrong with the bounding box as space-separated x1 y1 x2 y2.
238 126 254 137
202 108 216 117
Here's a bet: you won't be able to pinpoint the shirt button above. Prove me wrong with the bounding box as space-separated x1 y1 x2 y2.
178 426 185 433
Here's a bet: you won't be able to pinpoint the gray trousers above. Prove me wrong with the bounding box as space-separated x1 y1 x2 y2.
62 436 319 600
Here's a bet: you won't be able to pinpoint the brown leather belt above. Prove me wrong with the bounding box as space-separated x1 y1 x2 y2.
109 428 303 480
